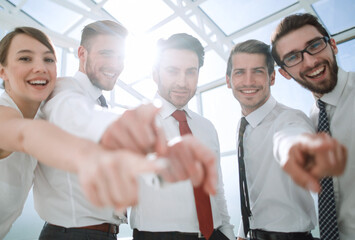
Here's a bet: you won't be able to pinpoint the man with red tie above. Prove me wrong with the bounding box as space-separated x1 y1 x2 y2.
130 33 235 240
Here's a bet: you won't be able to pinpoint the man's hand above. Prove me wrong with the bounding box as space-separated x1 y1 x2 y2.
284 133 347 192
78 149 162 211
158 135 217 195
100 103 167 155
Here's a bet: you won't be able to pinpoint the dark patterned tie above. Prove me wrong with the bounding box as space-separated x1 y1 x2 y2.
317 99 340 240
172 110 214 240
98 94 108 108
238 117 251 237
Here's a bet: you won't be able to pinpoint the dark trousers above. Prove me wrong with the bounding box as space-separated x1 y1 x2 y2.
133 229 229 240
249 229 315 240
38 222 117 240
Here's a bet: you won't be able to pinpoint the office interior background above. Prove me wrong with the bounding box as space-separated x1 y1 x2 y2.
0 0 354 239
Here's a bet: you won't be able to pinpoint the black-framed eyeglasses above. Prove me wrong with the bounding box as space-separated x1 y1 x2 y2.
281 36 330 67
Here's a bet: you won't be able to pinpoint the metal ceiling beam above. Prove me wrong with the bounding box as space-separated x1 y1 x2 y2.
163 0 233 60
0 0 79 48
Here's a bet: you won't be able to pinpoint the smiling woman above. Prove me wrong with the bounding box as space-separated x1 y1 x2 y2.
0 27 157 239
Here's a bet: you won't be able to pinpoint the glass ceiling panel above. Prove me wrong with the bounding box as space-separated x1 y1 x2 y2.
337 39 355 72
232 10 304 45
233 18 280 45
200 0 297 36
147 17 207 47
21 0 82 34
67 19 94 40
69 0 90 11
102 0 174 35
199 50 226 86
313 0 355 35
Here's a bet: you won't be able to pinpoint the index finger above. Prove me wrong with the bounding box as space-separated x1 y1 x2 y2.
284 158 321 193
187 137 217 195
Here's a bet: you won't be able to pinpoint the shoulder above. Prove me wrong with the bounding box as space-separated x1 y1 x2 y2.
270 102 313 128
45 76 86 104
52 76 82 95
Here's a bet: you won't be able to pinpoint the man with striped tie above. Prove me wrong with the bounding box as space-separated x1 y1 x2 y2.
272 13 353 240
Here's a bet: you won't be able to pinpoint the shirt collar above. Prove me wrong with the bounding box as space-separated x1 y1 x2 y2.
244 96 276 128
317 68 347 107
155 93 191 119
74 71 102 101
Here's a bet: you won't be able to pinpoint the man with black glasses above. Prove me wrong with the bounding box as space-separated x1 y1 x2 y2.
272 13 354 240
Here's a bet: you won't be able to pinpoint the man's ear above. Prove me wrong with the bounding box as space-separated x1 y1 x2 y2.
270 70 276 86
226 75 231 88
78 46 87 60
278 67 292 80
329 38 338 55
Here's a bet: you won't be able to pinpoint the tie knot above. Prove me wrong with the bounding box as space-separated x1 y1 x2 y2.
172 110 187 122
239 117 248 135
98 94 108 108
317 99 326 110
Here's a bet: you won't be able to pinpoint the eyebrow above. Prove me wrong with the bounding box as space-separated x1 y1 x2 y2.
233 66 266 71
283 36 323 57
16 49 53 55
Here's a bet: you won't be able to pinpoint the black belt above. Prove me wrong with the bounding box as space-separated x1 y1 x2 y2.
133 229 206 240
250 229 314 240
46 222 119 234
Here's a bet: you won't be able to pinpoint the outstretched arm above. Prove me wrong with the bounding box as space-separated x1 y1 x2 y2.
158 135 217 195
0 105 162 210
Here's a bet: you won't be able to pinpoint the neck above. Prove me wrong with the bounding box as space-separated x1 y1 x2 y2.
8 92 40 119
313 92 323 99
19 101 40 119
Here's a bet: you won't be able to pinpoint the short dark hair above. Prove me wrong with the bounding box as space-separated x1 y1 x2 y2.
80 20 128 50
226 39 274 76
271 13 330 66
0 26 56 66
155 33 205 69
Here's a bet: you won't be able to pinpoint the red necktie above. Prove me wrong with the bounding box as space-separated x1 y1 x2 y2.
172 110 214 240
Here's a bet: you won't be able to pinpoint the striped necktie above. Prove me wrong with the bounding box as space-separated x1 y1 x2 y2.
317 99 340 240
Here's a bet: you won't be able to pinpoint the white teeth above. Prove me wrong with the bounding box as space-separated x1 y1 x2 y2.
242 90 257 94
29 80 47 85
103 72 115 77
308 66 325 77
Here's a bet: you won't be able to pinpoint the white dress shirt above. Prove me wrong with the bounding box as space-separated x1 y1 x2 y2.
310 68 355 240
130 94 235 240
0 92 37 238
237 96 317 238
35 71 124 227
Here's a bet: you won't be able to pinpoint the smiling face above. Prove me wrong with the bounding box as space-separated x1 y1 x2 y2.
276 25 338 97
227 53 275 116
154 49 199 108
0 34 57 108
79 34 125 91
